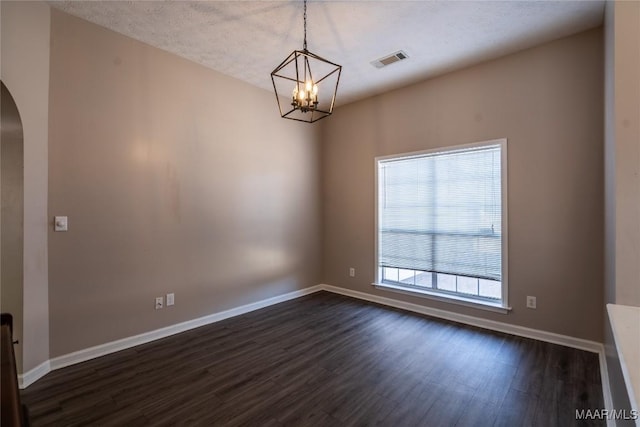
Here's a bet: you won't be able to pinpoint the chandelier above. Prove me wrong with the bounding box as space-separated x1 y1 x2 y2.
270 0 342 123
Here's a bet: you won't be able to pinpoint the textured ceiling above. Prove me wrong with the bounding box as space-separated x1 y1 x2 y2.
49 1 604 106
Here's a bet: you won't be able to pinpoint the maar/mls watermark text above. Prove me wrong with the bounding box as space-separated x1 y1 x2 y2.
576 409 639 421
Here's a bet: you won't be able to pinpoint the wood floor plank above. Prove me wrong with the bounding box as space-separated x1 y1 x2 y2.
21 292 605 426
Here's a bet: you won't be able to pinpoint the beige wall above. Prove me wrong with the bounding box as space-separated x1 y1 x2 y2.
3 1 627 377
604 0 639 417
48 10 321 357
0 0 50 374
321 28 604 341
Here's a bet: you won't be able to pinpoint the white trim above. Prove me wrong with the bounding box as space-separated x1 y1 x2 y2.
326 283 616 421
49 285 322 371
598 347 616 427
19 282 608 401
374 138 507 162
18 359 51 389
607 304 640 414
374 138 509 310
500 138 509 307
320 284 602 353
19 285 322 388
373 282 511 314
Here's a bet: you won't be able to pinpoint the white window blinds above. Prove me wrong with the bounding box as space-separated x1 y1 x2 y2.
377 144 502 282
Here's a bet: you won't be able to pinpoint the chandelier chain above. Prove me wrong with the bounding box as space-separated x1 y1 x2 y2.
270 0 341 122
303 0 307 51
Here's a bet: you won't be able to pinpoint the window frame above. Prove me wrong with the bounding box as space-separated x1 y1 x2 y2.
373 138 510 313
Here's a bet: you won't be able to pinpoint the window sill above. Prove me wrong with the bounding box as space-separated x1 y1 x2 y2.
372 282 511 314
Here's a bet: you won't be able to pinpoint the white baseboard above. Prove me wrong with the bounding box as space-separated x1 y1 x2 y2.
19 285 322 388
598 349 615 427
320 284 603 353
18 359 51 389
321 283 616 424
19 279 612 416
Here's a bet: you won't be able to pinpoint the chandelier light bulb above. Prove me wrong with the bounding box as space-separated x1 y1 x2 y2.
270 0 342 122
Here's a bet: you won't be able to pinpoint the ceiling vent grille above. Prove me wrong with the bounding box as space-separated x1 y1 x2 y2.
371 50 409 69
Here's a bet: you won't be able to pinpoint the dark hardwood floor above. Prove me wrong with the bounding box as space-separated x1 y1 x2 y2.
21 291 604 426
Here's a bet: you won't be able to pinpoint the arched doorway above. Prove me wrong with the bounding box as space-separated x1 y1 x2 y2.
1 81 25 372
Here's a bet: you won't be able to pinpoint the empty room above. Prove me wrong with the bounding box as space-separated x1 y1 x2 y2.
1 0 638 426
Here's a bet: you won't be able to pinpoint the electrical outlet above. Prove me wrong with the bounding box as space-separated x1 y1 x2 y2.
349 268 355 277
166 293 175 306
526 296 537 309
155 297 164 310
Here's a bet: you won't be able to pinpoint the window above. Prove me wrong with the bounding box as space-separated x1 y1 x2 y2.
375 139 508 311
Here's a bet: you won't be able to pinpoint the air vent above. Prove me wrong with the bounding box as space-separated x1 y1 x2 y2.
371 50 409 69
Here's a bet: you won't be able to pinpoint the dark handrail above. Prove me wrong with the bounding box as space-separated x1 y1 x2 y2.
1 313 29 426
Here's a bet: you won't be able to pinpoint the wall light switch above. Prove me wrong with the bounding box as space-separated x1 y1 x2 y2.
166 293 175 306
349 268 356 277
54 216 68 232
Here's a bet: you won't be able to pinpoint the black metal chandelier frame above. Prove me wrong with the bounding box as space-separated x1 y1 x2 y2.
270 0 342 123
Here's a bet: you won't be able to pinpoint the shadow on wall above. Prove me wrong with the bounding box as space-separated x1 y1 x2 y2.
1 81 25 373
